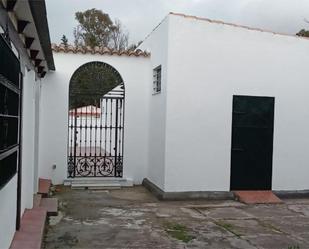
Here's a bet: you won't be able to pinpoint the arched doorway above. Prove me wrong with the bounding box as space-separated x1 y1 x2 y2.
68 62 124 178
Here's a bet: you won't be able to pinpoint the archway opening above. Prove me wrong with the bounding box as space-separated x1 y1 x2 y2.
68 62 124 178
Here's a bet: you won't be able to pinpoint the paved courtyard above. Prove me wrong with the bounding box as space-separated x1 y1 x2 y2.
43 186 309 249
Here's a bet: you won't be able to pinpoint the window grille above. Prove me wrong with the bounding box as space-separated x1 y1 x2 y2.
0 34 21 189
153 65 161 94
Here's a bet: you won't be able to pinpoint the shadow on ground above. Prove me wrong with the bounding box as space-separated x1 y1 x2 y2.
43 186 309 249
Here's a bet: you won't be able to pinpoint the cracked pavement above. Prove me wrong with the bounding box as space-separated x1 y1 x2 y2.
43 186 309 249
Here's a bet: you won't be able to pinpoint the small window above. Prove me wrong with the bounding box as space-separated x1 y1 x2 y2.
153 65 161 94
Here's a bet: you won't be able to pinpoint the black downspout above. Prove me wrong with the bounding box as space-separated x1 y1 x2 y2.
16 72 23 230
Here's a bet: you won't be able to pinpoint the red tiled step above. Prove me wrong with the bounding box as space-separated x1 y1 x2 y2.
234 191 283 204
10 208 47 249
40 198 58 216
33 194 42 208
38 178 51 197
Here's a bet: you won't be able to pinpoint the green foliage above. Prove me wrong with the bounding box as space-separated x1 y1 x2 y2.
164 222 195 243
61 35 68 46
296 29 309 37
74 8 113 48
69 62 123 109
73 8 129 49
287 246 300 249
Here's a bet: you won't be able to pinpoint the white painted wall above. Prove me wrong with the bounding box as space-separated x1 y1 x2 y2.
139 17 169 190
0 68 39 249
0 176 17 249
40 53 151 184
162 14 309 192
20 69 36 214
33 81 41 192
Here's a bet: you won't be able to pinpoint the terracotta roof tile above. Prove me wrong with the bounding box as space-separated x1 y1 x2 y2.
169 12 309 40
51 44 150 57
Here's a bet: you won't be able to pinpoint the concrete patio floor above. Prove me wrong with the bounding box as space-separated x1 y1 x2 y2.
43 186 309 249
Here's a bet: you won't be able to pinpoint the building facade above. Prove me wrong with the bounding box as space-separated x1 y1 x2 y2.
41 13 309 196
139 13 309 195
0 0 54 248
2 6 309 248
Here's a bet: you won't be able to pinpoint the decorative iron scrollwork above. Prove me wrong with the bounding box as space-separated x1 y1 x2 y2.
67 156 75 177
115 156 123 177
96 157 115 177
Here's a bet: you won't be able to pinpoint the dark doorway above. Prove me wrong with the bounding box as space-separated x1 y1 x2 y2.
230 95 275 191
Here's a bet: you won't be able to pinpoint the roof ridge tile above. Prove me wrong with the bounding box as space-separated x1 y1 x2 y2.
169 12 309 40
51 44 150 57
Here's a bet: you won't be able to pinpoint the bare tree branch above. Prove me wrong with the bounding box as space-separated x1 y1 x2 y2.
109 19 129 50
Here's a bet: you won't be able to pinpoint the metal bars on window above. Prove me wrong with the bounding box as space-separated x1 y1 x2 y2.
153 65 161 94
0 34 21 189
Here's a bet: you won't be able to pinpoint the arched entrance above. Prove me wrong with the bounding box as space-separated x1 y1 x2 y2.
68 62 124 178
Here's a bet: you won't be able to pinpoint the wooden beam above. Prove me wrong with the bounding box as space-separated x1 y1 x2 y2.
40 71 47 78
24 37 34 49
0 5 34 71
30 49 39 59
17 20 29 34
37 66 44 74
34 59 42 67
6 0 17 11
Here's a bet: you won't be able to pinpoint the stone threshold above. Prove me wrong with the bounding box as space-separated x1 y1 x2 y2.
64 177 134 189
233 190 282 204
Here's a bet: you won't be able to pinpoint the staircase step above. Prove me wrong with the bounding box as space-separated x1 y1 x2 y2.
71 182 121 190
38 178 51 197
33 194 42 208
10 208 47 249
64 177 133 188
234 191 283 204
40 198 58 216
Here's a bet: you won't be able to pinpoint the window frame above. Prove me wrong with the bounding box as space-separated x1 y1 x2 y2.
0 34 21 190
152 65 162 95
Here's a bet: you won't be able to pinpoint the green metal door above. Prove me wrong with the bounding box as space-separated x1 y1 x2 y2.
230 95 275 190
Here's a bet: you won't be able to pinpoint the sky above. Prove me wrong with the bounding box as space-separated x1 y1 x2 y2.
46 0 309 45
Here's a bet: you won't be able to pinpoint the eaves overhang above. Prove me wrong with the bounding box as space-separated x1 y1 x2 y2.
0 0 55 76
28 0 55 70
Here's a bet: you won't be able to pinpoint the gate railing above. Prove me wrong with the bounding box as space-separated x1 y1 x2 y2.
68 88 124 177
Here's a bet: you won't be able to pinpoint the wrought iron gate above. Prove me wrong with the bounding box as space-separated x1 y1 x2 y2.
68 62 124 177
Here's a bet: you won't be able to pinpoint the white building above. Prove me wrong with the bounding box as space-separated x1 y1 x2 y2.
139 13 309 196
41 13 309 198
0 0 55 248
2 5 309 247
